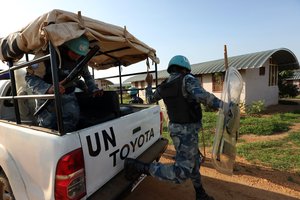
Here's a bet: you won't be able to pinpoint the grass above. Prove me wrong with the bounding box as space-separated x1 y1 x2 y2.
237 131 300 173
239 115 291 135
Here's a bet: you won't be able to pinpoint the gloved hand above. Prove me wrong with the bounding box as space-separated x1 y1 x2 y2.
225 102 240 136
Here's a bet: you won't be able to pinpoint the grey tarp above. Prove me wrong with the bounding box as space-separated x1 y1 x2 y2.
0 9 159 69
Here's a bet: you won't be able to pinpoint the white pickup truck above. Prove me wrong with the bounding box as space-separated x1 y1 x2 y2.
0 10 168 200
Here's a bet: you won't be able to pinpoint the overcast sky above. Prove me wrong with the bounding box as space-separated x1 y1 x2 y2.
0 0 299 81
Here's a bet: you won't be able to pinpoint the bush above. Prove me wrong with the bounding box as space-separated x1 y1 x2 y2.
244 100 265 115
278 70 300 98
279 83 299 98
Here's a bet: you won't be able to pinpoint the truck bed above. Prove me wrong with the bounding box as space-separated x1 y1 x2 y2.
76 91 151 130
0 89 151 132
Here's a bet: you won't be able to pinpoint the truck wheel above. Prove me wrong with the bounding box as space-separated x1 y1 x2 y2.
0 171 15 200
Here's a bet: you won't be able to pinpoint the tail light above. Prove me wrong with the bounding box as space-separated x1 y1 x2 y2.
160 111 164 135
55 148 86 200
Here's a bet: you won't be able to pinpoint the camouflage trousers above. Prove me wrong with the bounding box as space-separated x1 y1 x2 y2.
37 92 80 132
149 122 202 188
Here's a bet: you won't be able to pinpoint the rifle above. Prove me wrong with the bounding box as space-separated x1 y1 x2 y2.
33 45 100 116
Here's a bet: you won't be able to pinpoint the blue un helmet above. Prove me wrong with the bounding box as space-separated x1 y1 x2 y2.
128 87 138 96
167 55 191 73
64 35 90 56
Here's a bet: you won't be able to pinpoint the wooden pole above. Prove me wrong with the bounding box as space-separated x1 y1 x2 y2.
224 45 229 69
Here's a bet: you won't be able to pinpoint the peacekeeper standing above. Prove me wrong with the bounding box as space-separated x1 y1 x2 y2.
125 55 221 200
25 35 102 132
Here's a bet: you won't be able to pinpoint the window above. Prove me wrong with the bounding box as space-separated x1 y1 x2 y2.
259 67 265 76
212 72 224 92
268 58 278 86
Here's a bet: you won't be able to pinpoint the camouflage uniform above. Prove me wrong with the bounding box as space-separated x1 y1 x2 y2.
25 50 99 132
146 72 221 189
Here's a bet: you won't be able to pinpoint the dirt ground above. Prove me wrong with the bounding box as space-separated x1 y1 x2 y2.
124 101 300 200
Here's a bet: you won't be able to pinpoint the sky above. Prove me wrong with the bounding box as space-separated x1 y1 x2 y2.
0 0 299 82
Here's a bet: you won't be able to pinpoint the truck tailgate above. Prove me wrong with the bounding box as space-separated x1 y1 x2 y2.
87 137 168 200
78 105 164 197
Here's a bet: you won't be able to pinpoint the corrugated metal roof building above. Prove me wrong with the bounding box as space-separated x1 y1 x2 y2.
125 48 299 106
125 48 299 82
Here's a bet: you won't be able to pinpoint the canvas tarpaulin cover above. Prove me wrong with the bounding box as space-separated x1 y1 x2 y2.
0 9 159 70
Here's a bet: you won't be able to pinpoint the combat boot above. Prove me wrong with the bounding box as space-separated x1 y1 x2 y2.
194 185 214 200
124 158 150 180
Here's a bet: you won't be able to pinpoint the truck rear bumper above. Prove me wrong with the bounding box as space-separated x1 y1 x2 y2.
87 137 168 200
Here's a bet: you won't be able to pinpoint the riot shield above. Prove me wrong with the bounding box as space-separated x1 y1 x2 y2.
212 66 243 175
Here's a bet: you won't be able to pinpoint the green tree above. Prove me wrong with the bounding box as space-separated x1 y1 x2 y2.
278 70 299 98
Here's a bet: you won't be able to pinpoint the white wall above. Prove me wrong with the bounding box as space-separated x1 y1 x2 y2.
202 64 278 107
243 63 278 106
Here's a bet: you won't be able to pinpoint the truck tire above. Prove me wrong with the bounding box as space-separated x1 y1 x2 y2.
0 170 15 200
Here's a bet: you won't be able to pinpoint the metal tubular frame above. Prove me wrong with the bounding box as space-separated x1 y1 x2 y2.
0 42 159 135
0 42 64 135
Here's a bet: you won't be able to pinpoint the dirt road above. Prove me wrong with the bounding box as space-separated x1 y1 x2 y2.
124 147 300 200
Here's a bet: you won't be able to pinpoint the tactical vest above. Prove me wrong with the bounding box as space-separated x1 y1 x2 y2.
159 74 202 123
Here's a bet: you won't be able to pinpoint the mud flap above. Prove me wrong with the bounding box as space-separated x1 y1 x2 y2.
212 66 243 175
